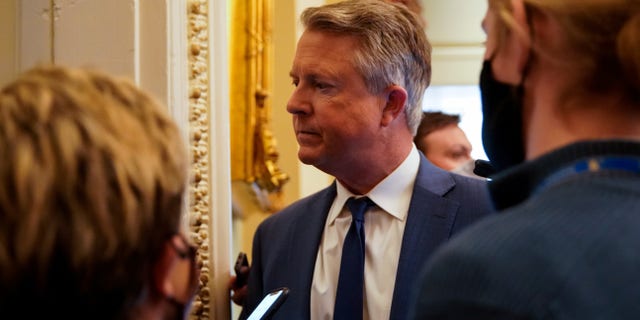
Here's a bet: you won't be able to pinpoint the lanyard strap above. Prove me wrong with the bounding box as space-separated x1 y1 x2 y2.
536 156 640 193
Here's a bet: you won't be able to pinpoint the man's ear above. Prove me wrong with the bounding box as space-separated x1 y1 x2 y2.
381 86 408 127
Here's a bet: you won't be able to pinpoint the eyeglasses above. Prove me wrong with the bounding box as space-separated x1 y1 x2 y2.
170 233 201 297
170 233 198 260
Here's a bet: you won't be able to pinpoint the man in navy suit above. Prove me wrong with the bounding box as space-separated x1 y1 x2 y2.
239 1 494 319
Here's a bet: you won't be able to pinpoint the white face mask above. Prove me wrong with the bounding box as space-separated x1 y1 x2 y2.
451 159 485 180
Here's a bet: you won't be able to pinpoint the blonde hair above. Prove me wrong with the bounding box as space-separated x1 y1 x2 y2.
489 0 640 101
0 65 187 317
301 0 432 135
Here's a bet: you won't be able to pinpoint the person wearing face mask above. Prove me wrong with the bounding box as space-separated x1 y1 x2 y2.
410 0 640 318
0 65 199 319
414 111 483 179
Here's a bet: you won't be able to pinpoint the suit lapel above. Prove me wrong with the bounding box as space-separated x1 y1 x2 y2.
280 158 460 319
390 155 460 319
286 183 337 318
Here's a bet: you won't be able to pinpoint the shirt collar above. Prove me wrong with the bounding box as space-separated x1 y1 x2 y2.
329 145 420 224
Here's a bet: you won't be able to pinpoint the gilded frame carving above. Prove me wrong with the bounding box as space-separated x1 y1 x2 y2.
230 0 288 202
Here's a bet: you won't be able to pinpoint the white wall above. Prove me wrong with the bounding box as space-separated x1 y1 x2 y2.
423 0 487 85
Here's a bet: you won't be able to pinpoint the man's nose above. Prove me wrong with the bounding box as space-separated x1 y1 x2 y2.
286 87 311 115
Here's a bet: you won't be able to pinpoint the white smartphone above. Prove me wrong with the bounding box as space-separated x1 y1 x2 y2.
246 287 289 320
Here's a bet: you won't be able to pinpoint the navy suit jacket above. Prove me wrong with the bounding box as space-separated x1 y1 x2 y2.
239 154 494 320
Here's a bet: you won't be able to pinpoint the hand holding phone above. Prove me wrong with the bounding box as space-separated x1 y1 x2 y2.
234 252 250 287
230 252 250 306
247 287 289 320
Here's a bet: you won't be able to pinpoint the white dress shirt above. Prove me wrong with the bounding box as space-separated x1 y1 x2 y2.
310 146 420 320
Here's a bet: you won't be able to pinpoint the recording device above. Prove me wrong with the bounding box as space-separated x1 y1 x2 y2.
247 287 289 320
234 252 249 287
474 159 496 178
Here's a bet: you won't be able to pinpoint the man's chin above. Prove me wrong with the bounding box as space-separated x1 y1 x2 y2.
297 149 325 167
297 152 316 165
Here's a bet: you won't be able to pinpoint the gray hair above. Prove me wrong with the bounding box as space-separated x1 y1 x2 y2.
301 0 432 135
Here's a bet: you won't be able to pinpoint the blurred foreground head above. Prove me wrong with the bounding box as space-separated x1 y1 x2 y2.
481 0 640 171
0 65 197 319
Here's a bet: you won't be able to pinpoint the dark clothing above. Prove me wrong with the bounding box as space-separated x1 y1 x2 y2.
240 154 494 320
411 140 640 319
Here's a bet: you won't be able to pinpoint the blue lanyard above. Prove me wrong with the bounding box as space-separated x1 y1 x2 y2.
535 156 640 193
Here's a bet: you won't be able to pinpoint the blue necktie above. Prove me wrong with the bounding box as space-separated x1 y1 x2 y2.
334 197 375 320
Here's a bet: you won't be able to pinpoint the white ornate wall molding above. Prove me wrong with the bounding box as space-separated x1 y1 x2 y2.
186 0 232 319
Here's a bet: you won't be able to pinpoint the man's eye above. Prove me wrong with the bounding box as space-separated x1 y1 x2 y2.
316 81 336 92
315 82 329 89
291 79 299 87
